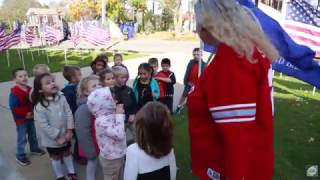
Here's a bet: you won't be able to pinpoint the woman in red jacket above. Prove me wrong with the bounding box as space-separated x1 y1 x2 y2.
188 0 279 179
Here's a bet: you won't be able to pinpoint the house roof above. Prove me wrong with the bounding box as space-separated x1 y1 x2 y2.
26 8 62 16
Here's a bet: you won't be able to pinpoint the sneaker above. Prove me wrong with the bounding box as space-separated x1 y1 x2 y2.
68 173 78 180
174 105 183 114
31 149 46 156
56 177 67 180
16 157 31 166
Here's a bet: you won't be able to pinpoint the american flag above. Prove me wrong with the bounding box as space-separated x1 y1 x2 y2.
44 26 61 44
0 27 5 37
0 27 6 44
70 29 80 47
284 0 320 56
0 29 21 51
82 24 110 46
25 27 35 46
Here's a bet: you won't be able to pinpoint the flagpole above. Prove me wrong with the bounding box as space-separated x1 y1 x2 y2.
46 49 50 64
17 48 22 61
30 48 34 62
20 44 26 70
64 48 68 64
6 50 10 67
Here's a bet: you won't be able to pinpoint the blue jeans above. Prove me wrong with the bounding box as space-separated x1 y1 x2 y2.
16 121 40 160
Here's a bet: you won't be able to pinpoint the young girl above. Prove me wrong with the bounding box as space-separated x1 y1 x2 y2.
132 63 160 111
91 54 108 75
75 75 100 180
87 87 126 180
124 102 177 180
98 68 115 87
32 73 77 180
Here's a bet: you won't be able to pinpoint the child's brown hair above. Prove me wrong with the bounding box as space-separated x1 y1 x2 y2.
98 68 113 84
135 102 173 158
62 65 80 82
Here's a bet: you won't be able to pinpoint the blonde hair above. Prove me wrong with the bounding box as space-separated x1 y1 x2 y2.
32 64 50 77
112 65 128 77
194 0 279 62
77 75 99 97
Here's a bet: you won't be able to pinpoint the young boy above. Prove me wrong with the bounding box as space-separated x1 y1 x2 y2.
112 53 129 79
154 58 176 113
112 66 137 145
9 68 45 166
61 65 84 164
175 48 206 113
148 57 159 77
32 64 50 77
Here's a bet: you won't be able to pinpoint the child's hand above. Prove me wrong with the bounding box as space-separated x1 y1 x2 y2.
56 137 66 145
116 104 125 114
25 112 33 119
65 130 73 142
128 115 135 123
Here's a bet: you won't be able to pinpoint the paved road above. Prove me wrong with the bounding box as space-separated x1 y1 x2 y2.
0 39 208 179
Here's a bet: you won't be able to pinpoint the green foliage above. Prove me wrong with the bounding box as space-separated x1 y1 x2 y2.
0 0 43 22
129 0 147 11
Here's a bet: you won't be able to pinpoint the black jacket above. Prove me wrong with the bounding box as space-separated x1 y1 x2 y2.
112 85 137 121
183 59 206 86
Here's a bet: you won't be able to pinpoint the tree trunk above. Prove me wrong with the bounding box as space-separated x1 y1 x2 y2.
174 0 182 37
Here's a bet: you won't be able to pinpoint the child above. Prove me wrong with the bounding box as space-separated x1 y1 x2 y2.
124 102 177 180
113 53 126 68
75 75 101 180
98 68 115 87
112 66 137 145
154 58 176 113
91 54 108 75
32 74 77 180
133 63 160 111
30 64 51 101
61 65 82 115
175 48 206 113
32 64 50 77
148 57 159 77
9 68 45 166
113 53 129 80
61 65 83 164
87 87 126 180
30 64 51 150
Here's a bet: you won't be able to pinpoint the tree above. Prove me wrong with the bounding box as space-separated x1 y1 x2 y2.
0 0 43 22
129 0 147 30
68 0 126 22
159 0 183 36
68 0 101 21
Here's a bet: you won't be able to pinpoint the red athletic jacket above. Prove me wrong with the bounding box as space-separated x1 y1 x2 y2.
188 44 274 180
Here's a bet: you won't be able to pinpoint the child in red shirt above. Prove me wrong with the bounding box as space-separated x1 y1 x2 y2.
154 58 176 113
9 68 45 166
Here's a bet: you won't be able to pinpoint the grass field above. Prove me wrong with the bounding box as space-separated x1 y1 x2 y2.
172 74 320 180
0 48 144 82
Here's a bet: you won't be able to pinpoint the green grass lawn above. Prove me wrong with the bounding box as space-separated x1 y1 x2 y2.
172 74 320 180
0 48 144 82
